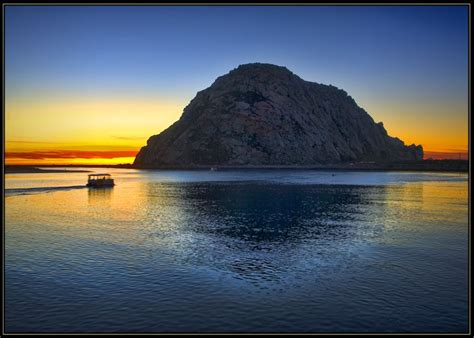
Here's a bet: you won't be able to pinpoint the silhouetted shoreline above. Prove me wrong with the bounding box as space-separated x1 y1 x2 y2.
5 166 92 174
134 160 469 172
5 160 468 173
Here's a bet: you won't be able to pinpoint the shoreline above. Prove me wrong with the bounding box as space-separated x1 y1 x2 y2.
5 166 92 174
5 160 469 173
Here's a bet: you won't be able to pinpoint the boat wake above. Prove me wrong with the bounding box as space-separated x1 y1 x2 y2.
5 185 87 196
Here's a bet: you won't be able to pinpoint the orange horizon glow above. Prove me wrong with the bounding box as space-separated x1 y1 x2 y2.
4 148 468 166
5 96 185 165
423 150 469 160
5 150 139 165
5 90 468 166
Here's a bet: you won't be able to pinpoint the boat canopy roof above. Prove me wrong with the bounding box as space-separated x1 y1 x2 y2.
88 173 112 177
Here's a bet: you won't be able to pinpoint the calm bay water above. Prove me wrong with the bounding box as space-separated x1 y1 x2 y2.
5 169 469 333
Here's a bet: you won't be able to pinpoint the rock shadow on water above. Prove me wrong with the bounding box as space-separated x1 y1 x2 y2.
146 182 388 285
177 183 369 242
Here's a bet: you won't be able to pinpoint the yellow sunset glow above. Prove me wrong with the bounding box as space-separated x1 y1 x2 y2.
5 96 188 165
362 99 468 157
5 93 468 165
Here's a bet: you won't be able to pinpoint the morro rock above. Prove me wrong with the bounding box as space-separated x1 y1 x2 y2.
134 63 423 167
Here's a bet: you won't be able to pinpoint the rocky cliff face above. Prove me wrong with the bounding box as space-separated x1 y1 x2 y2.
134 63 423 167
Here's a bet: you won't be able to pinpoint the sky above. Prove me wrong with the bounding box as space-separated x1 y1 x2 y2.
5 5 469 164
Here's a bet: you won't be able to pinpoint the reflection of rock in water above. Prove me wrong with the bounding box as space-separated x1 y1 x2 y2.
177 183 373 244
145 182 388 286
87 187 113 204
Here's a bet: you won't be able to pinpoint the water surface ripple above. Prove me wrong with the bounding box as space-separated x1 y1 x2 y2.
5 169 469 333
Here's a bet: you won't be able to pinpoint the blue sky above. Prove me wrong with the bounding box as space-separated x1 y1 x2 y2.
6 6 468 99
5 5 469 163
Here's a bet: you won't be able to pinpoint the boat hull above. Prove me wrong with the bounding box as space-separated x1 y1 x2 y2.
86 180 115 187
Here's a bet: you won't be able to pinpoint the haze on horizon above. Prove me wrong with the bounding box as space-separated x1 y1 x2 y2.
5 5 469 165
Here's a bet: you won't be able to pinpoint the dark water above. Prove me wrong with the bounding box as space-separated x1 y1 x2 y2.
4 170 469 332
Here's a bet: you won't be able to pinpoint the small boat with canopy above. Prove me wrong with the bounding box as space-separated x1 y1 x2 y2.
87 173 115 187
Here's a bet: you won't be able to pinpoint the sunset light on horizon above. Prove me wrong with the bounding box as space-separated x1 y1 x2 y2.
5 6 469 165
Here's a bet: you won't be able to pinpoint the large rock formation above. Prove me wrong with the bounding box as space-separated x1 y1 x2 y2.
134 63 423 167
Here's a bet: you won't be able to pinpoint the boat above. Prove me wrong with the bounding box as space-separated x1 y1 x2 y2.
86 173 115 187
